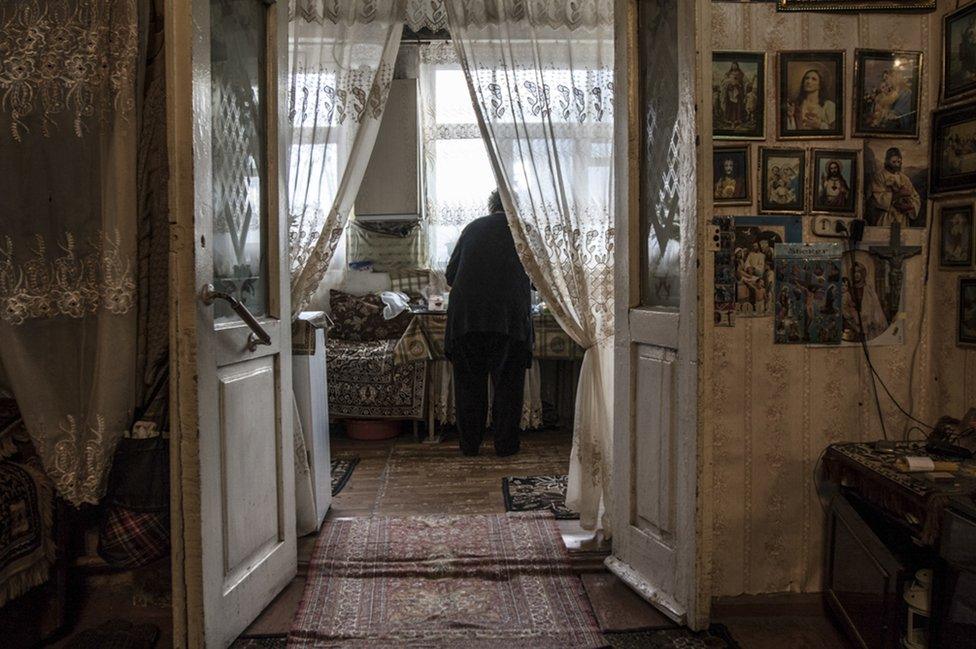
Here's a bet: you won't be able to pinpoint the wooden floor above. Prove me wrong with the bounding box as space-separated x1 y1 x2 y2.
47 427 853 648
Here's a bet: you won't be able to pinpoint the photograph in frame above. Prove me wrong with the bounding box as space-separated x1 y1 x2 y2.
778 51 845 139
713 146 752 206
940 204 975 268
811 149 859 215
943 3 976 104
931 102 976 196
959 277 976 346
713 51 766 140
853 49 922 138
759 147 807 214
778 0 935 10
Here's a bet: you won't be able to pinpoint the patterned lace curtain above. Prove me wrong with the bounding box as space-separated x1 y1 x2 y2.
418 41 497 270
446 0 615 533
0 0 147 505
288 0 403 314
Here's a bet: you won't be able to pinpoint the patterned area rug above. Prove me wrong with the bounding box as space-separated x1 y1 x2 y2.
230 635 286 648
605 624 739 648
289 513 605 648
330 457 359 497
502 475 580 520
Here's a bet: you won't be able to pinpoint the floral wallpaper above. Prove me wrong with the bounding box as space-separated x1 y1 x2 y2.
702 0 974 596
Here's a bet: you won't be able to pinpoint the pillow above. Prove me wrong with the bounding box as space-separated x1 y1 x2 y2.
328 290 412 342
389 269 430 300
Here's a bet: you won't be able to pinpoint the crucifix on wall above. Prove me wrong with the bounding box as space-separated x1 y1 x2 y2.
869 223 921 320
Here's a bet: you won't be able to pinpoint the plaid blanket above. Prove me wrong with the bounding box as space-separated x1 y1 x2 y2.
393 312 583 364
0 460 54 606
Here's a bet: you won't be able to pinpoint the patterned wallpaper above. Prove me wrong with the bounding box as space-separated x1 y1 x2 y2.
702 0 975 597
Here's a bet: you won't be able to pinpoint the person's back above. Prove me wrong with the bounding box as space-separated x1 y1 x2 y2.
445 212 532 353
444 191 532 457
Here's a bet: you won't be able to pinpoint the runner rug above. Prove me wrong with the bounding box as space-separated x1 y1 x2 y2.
288 513 605 648
329 457 359 497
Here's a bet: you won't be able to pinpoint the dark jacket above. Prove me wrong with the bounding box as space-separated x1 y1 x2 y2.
445 212 533 363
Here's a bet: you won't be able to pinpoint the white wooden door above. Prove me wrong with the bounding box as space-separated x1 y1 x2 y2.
607 0 705 629
167 0 296 646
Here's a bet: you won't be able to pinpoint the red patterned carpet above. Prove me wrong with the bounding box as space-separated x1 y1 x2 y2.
287 514 605 648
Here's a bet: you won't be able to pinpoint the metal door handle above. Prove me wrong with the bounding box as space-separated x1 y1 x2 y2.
201 283 272 351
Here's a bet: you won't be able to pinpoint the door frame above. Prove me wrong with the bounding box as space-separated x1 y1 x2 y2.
166 0 295 645
609 0 711 630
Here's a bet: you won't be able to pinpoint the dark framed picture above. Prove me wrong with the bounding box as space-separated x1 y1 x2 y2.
712 51 766 140
853 50 922 138
713 146 752 205
811 149 858 215
758 147 807 214
778 51 845 139
942 3 976 104
940 204 975 268
959 277 976 346
777 0 935 10
863 142 928 228
931 102 976 195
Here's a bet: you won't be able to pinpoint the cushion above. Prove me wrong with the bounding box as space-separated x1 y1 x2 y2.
329 290 412 342
389 269 430 300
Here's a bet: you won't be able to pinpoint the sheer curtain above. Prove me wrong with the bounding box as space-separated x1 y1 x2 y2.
446 1 615 533
288 0 403 314
419 41 497 271
0 0 147 505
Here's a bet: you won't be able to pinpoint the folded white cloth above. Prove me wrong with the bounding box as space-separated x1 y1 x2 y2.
380 291 410 320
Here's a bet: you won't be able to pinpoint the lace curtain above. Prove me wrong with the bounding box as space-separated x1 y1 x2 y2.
446 0 615 533
288 0 403 314
419 41 498 270
0 0 147 505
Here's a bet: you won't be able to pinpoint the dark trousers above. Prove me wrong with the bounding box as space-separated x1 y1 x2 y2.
451 333 527 456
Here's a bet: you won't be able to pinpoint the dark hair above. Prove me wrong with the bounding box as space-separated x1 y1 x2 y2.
795 68 827 108
488 189 504 214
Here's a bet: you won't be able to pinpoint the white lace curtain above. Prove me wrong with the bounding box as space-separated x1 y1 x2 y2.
446 0 615 533
419 42 498 270
288 0 404 314
0 0 146 505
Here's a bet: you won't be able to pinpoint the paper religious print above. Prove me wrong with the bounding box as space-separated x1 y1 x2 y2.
960 278 976 346
863 142 927 228
774 243 843 345
733 216 802 318
853 50 923 139
713 51 766 140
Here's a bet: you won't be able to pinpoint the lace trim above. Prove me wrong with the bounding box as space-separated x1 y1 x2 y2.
449 0 614 30
0 229 135 325
290 63 394 128
290 0 400 25
0 0 139 142
30 413 112 505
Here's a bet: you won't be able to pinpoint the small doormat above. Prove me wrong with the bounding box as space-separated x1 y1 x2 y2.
65 621 159 649
330 456 359 496
502 475 580 520
230 635 286 648
289 513 605 648
604 624 739 648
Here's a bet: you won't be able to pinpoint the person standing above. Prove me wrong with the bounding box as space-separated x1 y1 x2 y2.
445 190 533 457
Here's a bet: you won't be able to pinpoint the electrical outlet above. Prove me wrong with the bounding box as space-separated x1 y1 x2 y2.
811 215 855 238
706 225 722 251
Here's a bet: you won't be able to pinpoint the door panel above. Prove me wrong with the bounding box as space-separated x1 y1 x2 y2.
633 345 676 544
167 0 295 645
609 0 704 629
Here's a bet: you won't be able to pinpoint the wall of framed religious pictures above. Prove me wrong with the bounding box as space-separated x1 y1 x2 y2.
701 0 970 599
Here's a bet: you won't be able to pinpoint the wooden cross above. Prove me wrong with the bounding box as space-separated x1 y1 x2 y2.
869 223 921 317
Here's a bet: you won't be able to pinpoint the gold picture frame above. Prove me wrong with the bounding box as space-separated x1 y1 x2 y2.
777 0 935 11
777 51 846 140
